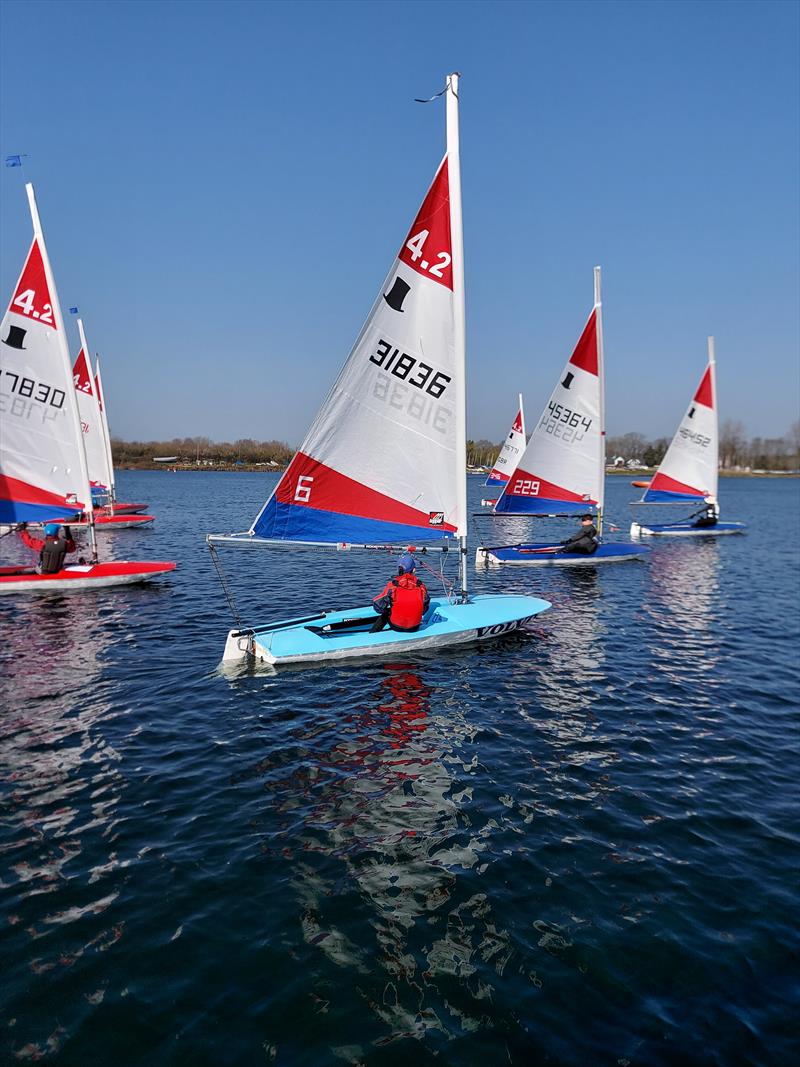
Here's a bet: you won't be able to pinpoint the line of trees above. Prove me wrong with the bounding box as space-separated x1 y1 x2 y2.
469 420 800 472
111 436 294 468
113 421 799 472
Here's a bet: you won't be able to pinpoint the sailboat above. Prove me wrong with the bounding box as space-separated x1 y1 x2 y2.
208 73 550 666
0 182 176 593
91 355 148 517
64 319 154 530
476 268 649 566
480 395 526 506
630 337 745 536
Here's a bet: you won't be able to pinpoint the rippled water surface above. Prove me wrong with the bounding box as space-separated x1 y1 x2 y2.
1 472 798 1066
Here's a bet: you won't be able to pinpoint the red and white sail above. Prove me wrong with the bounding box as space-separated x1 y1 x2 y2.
0 187 93 525
93 357 117 502
72 319 111 492
250 154 465 546
643 338 718 504
485 395 526 486
494 269 605 517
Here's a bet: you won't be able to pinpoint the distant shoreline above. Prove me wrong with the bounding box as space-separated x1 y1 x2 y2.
118 465 799 478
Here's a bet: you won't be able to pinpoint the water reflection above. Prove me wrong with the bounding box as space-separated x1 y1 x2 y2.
0 595 127 1053
641 540 722 693
247 662 517 1049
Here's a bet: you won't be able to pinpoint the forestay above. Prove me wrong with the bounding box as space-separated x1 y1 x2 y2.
494 286 603 516
0 199 90 524
485 395 526 486
249 159 464 547
642 341 718 504
72 319 111 493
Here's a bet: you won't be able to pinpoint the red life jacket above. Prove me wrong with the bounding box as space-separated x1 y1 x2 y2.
389 574 427 631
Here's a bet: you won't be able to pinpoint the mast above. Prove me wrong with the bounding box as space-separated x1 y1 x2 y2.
594 265 605 537
95 356 117 506
26 183 98 561
707 335 718 510
447 72 468 599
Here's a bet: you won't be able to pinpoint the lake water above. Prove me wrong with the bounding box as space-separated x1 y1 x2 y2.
1 472 798 1066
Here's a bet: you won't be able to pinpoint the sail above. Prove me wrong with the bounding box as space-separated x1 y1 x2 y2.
251 158 464 546
643 341 718 503
94 357 117 500
72 323 110 492
485 396 526 486
494 295 603 516
0 228 89 523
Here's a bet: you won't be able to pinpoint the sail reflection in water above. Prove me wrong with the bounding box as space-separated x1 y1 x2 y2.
246 661 519 1048
0 596 129 1043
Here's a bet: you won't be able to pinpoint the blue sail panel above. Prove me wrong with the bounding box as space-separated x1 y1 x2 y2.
493 495 596 516
252 496 456 546
641 488 705 504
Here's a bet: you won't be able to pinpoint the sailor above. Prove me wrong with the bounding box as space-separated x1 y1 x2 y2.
371 552 430 633
560 514 599 554
693 503 719 528
17 522 77 574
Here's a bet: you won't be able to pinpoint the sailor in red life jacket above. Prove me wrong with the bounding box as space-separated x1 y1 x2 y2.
371 552 430 633
17 522 77 574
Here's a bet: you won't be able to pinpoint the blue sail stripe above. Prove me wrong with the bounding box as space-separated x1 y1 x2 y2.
253 497 456 545
484 476 508 487
642 488 705 503
0 499 80 524
493 495 595 516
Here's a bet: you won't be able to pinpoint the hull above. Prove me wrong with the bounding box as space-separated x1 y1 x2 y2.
94 502 150 516
42 514 155 531
476 542 651 567
631 520 746 537
0 560 176 594
222 593 551 666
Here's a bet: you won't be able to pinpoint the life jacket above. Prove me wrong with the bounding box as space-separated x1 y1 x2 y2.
39 536 68 575
389 574 427 631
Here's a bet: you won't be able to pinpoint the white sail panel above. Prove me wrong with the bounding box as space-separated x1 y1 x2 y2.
494 308 602 515
485 396 526 486
252 159 463 545
644 351 717 503
94 358 117 500
0 238 88 523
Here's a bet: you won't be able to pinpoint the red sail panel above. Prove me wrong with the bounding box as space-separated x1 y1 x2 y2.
72 349 92 394
397 159 453 291
567 309 598 376
8 240 57 330
694 366 714 409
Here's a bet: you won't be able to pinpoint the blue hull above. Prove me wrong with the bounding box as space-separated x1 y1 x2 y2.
631 520 746 537
476 542 651 567
222 594 551 666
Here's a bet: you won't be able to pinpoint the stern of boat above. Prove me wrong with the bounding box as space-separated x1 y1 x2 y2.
222 627 255 664
475 546 499 566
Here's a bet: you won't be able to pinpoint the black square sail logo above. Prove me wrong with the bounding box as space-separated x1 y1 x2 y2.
428 511 445 526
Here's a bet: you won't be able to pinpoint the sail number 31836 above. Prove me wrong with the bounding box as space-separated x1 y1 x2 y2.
369 339 451 399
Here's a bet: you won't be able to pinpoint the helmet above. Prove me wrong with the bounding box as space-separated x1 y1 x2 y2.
44 523 59 536
397 552 416 573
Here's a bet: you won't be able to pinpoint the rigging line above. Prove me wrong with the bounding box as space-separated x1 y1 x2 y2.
207 541 243 627
415 72 458 104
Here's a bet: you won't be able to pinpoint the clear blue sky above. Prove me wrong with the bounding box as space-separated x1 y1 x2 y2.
1 0 797 444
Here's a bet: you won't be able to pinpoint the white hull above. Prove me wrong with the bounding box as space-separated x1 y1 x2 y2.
630 521 746 538
0 572 166 594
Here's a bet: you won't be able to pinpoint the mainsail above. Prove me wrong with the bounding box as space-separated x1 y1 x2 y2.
494 269 605 517
93 357 117 502
642 338 718 504
0 186 93 525
72 319 111 493
248 158 465 547
485 395 526 486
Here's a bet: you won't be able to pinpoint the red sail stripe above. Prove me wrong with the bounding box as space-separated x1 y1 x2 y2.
275 452 457 532
8 239 57 330
72 349 92 393
0 475 84 509
505 468 596 504
649 472 707 496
